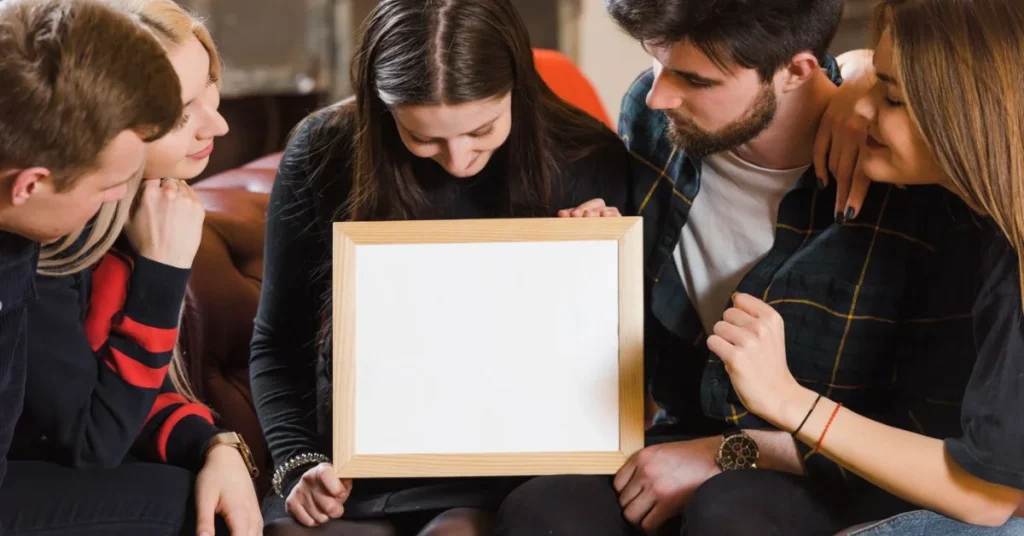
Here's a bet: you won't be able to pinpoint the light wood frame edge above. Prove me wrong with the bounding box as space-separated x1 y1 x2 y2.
332 217 645 477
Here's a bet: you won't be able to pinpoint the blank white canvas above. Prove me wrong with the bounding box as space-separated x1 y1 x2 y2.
352 240 621 455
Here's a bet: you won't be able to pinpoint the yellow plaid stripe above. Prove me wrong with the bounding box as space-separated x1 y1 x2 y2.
826 188 893 399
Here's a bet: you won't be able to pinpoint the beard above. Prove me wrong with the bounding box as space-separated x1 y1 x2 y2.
665 83 778 158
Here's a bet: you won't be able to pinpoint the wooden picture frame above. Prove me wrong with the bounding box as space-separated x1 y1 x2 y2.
332 217 644 478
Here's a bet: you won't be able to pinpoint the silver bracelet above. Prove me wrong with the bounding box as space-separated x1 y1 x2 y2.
272 452 331 498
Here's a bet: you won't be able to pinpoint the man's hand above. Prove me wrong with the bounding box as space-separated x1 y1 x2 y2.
556 198 621 218
614 437 722 532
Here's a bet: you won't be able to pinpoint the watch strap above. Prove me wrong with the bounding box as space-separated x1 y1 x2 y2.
206 431 259 479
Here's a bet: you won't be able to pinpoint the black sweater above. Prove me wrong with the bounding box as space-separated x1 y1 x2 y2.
0 231 37 516
250 105 632 489
12 244 220 472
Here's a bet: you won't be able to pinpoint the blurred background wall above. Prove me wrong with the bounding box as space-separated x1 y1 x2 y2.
180 0 876 179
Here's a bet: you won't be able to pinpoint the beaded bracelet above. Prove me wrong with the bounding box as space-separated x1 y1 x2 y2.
272 452 331 498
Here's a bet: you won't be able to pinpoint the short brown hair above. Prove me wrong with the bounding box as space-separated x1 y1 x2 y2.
0 0 182 189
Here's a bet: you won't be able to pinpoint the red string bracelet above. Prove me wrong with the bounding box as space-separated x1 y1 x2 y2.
813 403 843 454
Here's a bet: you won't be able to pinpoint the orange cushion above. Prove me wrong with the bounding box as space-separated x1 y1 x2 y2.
533 48 614 130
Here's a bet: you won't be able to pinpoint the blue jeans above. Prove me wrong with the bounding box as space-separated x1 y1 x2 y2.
848 510 1024 536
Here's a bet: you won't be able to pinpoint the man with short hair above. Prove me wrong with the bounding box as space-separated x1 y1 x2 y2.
495 1 961 534
0 0 182 512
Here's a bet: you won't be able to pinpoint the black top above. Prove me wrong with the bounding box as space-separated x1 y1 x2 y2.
250 104 631 497
833 219 1024 520
917 223 1024 490
0 231 37 510
11 241 220 473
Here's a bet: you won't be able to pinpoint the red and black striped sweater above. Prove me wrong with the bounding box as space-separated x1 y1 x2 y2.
12 245 220 472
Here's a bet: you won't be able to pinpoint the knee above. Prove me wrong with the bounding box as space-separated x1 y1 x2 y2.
685 470 817 536
418 508 492 536
498 475 611 517
686 471 749 534
495 475 620 535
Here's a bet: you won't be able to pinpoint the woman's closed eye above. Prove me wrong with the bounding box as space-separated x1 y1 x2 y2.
884 92 904 107
469 126 494 138
174 112 191 130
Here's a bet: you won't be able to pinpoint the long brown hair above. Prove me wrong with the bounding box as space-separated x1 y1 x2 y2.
332 0 613 221
40 0 224 402
40 0 223 277
878 0 1024 308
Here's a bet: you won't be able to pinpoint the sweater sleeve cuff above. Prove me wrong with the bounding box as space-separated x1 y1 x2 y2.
122 256 191 328
165 414 222 473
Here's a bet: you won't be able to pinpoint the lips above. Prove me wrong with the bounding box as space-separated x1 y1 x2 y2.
865 132 887 150
188 142 214 160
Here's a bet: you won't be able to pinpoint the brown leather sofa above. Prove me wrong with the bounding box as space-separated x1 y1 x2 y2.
181 153 281 497
179 50 614 500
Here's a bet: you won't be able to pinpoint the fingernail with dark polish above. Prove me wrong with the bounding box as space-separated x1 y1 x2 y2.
835 211 845 224
818 177 827 190
845 207 856 221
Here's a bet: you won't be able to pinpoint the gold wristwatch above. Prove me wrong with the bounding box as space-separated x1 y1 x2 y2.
715 427 760 471
206 431 259 479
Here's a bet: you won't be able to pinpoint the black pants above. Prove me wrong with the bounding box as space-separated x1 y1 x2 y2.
494 470 848 536
261 476 523 536
0 460 227 535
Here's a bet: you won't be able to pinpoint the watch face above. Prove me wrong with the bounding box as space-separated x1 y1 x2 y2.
718 435 758 470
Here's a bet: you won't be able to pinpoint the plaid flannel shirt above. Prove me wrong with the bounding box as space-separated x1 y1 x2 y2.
620 56 983 484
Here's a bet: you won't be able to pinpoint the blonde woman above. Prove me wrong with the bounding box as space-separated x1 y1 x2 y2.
1 1 261 535
710 0 1024 533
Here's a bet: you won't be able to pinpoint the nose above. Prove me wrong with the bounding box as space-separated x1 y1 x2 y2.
444 137 476 172
198 106 229 139
646 69 684 111
855 84 879 126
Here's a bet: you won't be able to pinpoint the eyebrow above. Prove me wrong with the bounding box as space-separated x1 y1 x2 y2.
408 114 502 141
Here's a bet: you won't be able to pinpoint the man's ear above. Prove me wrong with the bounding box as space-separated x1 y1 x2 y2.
9 167 53 207
778 52 821 93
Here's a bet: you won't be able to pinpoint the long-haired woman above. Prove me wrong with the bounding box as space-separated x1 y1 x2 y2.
250 0 630 534
711 0 1024 532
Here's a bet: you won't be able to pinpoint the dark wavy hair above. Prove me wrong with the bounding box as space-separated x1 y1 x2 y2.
606 0 844 79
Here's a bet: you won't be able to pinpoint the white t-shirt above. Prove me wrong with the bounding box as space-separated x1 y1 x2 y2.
673 150 808 333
